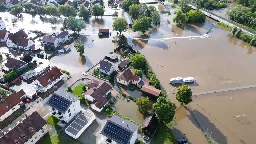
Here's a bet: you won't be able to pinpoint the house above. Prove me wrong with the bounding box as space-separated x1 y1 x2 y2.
105 53 118 62
0 111 48 144
65 109 96 139
142 113 158 135
118 59 130 71
98 60 115 75
6 29 35 50
0 20 8 42
87 79 100 89
42 35 59 48
22 63 50 81
47 93 81 123
117 68 141 86
140 85 161 97
33 67 63 92
0 90 26 122
99 29 109 36
56 31 69 43
84 82 112 112
101 115 139 144
1 57 27 72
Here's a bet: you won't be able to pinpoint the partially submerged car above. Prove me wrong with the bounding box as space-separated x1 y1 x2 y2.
170 77 183 84
183 77 195 83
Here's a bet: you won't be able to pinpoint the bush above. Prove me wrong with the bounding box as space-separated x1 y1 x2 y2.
66 86 72 92
241 33 252 43
109 100 114 105
61 70 70 76
186 10 205 24
134 69 143 77
98 32 103 38
80 97 89 105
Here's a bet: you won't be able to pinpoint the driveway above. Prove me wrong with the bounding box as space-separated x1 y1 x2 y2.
78 110 108 144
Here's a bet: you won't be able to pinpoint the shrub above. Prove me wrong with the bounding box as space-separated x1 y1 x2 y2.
186 10 205 24
134 69 143 77
98 32 103 38
66 86 72 92
109 100 114 105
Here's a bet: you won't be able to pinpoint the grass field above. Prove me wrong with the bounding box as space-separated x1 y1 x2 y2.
151 123 176 144
46 116 59 127
72 84 86 97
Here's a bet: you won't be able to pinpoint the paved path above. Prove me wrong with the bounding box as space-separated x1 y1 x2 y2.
188 4 255 36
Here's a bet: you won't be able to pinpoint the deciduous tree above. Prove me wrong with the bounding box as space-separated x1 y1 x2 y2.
153 96 176 123
10 5 23 17
75 43 85 56
176 85 193 105
66 17 86 33
117 34 128 47
46 6 59 17
58 4 77 17
151 11 160 26
136 97 153 115
79 5 90 20
113 18 128 34
173 10 187 26
121 0 132 11
91 5 105 18
129 4 140 19
132 16 152 34
130 53 147 70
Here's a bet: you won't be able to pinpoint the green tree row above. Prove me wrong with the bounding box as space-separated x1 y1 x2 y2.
173 9 205 26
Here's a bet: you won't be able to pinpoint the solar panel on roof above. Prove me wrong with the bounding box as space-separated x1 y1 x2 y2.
66 126 79 135
47 94 72 112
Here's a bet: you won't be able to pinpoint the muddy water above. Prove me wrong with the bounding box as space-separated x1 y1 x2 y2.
114 99 144 125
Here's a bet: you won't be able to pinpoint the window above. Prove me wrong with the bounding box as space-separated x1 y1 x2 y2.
69 113 71 117
35 136 37 139
68 109 70 113
31 140 33 142
12 107 16 110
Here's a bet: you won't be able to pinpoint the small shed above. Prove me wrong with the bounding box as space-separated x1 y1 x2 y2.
140 85 161 97
99 29 109 36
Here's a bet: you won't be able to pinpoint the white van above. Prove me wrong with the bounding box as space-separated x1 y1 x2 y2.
170 77 183 84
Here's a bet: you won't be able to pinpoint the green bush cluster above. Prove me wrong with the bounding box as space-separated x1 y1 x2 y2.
232 27 256 46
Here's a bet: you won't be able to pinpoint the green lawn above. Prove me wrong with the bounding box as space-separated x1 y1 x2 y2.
41 132 81 144
72 84 86 97
151 123 176 144
46 116 59 127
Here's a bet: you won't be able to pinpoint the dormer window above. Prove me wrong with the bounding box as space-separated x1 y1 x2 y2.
21 133 25 138
14 139 19 144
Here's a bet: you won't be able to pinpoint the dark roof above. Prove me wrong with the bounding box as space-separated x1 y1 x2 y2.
4 57 26 70
8 30 32 47
56 31 68 38
99 29 109 33
99 60 113 73
50 1 58 7
140 85 161 97
0 29 7 40
47 93 78 113
117 68 140 83
85 82 112 109
0 111 46 144
142 113 158 134
37 67 62 87
118 60 130 70
42 35 56 43
10 0 18 5
0 90 25 117
101 115 139 144
87 79 100 89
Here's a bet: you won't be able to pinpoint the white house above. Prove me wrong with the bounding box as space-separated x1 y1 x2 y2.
84 82 112 112
65 109 96 139
47 93 81 123
100 115 139 144
22 63 50 81
1 56 27 72
56 31 69 43
0 111 48 144
0 90 26 122
98 60 115 75
117 68 141 86
33 67 63 92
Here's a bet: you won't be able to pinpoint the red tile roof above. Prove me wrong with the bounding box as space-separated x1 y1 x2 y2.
0 29 7 40
117 68 140 83
140 85 161 97
8 30 31 47
37 67 62 87
0 90 25 117
0 112 46 144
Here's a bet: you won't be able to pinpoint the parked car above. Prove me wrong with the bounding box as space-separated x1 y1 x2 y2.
23 98 31 103
81 72 88 76
143 135 150 141
177 138 188 144
170 77 183 84
183 77 195 83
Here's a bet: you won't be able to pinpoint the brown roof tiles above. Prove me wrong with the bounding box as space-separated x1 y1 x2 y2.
0 90 25 117
37 67 62 87
117 68 140 83
0 112 47 144
140 85 161 97
4 57 26 70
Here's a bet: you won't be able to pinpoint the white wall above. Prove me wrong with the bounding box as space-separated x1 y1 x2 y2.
0 102 22 121
116 78 129 86
91 104 104 112
85 95 94 102
37 75 63 92
63 100 81 123
24 124 48 144
129 130 138 144
0 20 6 30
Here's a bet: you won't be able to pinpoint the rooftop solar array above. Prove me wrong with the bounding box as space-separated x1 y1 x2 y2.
65 110 95 136
47 94 72 112
102 121 132 144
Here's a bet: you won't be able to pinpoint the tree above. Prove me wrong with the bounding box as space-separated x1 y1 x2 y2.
121 0 132 11
151 11 160 26
23 2 37 13
186 10 205 24
149 74 161 89
132 16 152 34
129 4 140 19
113 18 128 34
176 85 192 105
66 86 72 92
79 5 90 20
118 34 128 47
22 55 33 63
58 4 77 17
134 69 143 77
139 4 150 18
250 37 256 47
46 6 59 17
37 6 47 15
3 70 18 83
130 53 147 70
173 10 187 26
0 4 6 12
66 17 86 33
10 5 23 17
91 5 105 18
232 27 238 35
136 97 153 115
73 1 78 9
75 43 85 56
153 96 176 123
